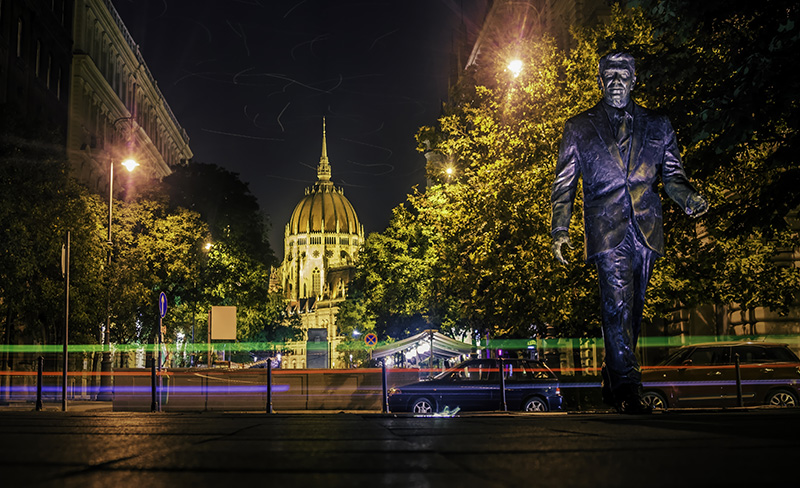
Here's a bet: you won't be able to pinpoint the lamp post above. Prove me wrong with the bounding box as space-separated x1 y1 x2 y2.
98 157 138 401
191 241 212 367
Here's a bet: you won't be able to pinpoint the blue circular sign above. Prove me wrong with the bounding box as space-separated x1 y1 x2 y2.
159 292 168 318
364 333 378 347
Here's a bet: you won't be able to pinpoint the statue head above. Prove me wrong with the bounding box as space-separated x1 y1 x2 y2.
597 53 636 109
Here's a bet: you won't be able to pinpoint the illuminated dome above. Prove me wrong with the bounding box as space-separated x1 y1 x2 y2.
288 183 361 235
287 120 361 234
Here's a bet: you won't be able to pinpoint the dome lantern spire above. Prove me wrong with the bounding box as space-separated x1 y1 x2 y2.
317 117 331 182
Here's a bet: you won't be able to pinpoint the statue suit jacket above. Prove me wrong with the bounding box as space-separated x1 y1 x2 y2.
551 101 698 261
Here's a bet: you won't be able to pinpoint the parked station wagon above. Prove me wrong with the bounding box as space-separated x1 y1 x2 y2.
641 342 800 409
388 358 562 414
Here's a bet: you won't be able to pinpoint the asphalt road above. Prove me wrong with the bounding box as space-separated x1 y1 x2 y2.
1 408 797 487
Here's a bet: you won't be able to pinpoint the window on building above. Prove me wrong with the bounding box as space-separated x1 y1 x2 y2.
46 55 52 88
56 67 61 100
312 268 321 297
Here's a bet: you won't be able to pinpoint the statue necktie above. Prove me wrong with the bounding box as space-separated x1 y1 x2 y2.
616 111 631 161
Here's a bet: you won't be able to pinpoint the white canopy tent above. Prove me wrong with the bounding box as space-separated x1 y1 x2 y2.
371 330 474 368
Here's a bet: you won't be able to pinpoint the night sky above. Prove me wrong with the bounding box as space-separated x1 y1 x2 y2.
112 0 485 254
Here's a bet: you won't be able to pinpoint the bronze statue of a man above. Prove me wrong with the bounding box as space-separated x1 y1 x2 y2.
550 53 708 413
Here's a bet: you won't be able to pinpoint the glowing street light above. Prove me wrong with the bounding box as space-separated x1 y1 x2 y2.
121 158 139 172
507 59 523 78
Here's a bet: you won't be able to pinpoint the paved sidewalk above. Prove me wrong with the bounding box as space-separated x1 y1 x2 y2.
1 407 798 487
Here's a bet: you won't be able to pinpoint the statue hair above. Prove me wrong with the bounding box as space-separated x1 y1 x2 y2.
598 53 635 75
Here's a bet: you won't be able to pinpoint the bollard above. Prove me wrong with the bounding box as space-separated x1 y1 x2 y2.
36 356 44 411
735 353 743 407
381 359 389 413
266 360 273 414
500 357 508 412
150 358 158 413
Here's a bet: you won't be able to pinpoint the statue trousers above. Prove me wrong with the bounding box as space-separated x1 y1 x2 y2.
593 223 657 399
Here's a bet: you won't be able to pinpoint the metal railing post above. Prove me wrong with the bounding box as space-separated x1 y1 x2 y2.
381 359 389 413
150 358 158 412
735 353 743 407
266 360 273 414
36 356 44 411
500 357 508 412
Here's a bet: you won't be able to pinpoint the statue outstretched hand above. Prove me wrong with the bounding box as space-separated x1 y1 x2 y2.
551 231 573 265
685 193 709 218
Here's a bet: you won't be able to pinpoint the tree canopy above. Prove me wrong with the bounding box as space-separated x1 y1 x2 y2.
1 132 299 364
345 2 799 345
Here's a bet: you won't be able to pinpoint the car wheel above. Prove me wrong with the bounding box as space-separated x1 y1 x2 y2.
523 396 548 412
411 397 435 414
642 391 667 410
766 389 798 407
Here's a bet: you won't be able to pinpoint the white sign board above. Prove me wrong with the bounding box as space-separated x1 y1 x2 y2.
209 306 237 340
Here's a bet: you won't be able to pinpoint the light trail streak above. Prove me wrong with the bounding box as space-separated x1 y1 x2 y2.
2 335 800 355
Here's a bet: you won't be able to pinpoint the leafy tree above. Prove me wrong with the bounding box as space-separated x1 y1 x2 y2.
335 288 377 366
586 1 800 319
352 2 799 347
108 198 210 346
162 162 276 267
1 133 106 353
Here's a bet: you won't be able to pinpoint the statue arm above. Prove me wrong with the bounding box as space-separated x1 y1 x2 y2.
661 119 709 217
551 121 580 263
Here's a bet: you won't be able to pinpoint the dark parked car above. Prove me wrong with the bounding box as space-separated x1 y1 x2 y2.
387 358 562 413
642 342 800 409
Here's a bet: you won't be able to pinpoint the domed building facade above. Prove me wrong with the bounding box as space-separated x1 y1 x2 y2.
280 119 364 368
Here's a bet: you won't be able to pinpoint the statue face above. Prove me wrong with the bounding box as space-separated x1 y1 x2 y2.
598 62 635 108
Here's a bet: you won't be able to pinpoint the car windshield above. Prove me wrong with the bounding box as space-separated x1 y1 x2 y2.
435 360 498 381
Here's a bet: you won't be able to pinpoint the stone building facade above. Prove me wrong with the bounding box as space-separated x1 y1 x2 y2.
67 0 192 192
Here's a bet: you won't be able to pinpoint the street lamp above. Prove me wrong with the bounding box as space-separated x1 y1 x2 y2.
99 157 137 400
507 59 523 78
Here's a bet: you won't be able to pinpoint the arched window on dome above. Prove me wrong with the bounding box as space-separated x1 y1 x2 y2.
312 268 321 297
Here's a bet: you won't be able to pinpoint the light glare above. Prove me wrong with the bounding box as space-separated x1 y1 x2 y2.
508 59 523 77
121 159 139 172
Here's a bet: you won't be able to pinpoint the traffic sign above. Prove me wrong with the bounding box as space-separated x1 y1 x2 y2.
158 292 168 318
364 333 378 347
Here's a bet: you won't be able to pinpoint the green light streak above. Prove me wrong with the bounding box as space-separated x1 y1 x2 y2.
1 335 796 354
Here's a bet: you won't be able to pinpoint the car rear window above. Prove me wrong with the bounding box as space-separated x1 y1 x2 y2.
734 345 800 363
